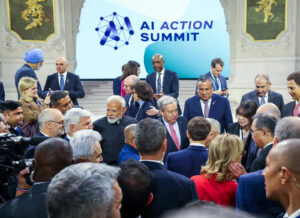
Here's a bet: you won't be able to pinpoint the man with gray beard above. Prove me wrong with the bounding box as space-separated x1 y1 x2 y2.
93 95 137 165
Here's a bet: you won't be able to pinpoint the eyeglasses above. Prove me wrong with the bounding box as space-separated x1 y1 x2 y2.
49 120 64 125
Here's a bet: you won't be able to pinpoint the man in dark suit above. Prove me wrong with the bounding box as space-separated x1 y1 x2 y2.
134 118 198 218
123 75 139 118
146 54 181 114
157 96 189 158
282 71 300 117
195 58 228 97
184 75 233 133
166 117 210 178
250 114 277 172
43 57 85 105
241 74 284 110
15 48 45 99
0 81 5 102
263 139 300 218
93 95 137 165
0 138 73 218
236 117 300 217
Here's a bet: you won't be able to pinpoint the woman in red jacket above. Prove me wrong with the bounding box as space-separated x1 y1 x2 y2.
191 134 243 207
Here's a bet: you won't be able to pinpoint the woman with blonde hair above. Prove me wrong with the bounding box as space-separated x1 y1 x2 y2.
191 134 243 207
18 77 50 136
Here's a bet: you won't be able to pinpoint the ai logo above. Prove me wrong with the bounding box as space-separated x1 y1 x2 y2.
95 12 134 50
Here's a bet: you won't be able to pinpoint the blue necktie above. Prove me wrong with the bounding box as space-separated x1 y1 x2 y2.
214 77 219 90
157 72 162 93
60 74 64 90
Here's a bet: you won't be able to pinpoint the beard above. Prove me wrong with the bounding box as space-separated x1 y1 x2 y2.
107 115 122 124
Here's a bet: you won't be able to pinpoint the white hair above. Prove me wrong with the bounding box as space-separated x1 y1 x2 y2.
70 130 102 161
107 95 126 108
64 108 92 134
206 118 221 133
38 108 62 128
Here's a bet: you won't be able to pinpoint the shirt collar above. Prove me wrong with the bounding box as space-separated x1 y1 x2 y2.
284 208 300 218
140 159 164 165
190 143 206 147
58 71 67 76
157 68 165 75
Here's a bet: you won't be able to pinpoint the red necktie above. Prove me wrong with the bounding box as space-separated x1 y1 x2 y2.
293 103 300 117
169 124 180 150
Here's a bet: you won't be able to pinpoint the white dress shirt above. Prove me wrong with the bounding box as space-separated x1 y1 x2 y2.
155 68 165 93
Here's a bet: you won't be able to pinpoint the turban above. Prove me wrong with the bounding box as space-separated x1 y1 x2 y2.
23 49 44 64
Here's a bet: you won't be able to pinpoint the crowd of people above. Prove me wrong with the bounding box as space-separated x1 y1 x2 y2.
0 48 300 218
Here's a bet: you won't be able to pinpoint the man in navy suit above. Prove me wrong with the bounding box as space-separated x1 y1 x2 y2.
263 139 300 218
236 117 300 217
166 116 210 178
15 49 45 99
195 58 228 97
157 96 189 159
282 71 300 117
123 75 139 118
146 54 181 114
241 74 284 110
134 118 198 218
43 57 85 105
184 75 233 133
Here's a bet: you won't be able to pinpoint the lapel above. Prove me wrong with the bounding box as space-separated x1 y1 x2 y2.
64 72 70 90
162 69 168 92
194 96 204 116
151 73 157 92
253 93 260 106
177 117 186 142
267 90 273 102
208 94 217 117
53 73 60 90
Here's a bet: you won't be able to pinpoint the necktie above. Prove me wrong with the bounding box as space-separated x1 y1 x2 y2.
260 96 266 105
204 101 209 118
157 72 162 93
214 77 219 90
293 103 300 117
60 74 64 90
169 124 180 150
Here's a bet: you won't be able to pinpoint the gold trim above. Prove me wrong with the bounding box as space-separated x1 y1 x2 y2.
245 0 287 41
7 0 56 42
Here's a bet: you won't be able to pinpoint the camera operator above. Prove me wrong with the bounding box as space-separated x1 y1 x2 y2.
0 138 73 218
0 101 24 136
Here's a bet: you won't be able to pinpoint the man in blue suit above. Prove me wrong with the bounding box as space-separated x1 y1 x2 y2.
236 117 300 217
184 75 233 133
195 58 228 97
135 118 198 218
241 74 284 110
43 57 85 105
15 49 45 99
157 96 189 159
123 75 139 118
282 71 300 117
166 116 210 178
146 54 181 114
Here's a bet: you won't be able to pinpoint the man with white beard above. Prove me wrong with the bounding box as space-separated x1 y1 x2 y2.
93 95 137 165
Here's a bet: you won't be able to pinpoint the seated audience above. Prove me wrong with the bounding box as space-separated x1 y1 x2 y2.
18 77 50 136
70 129 103 163
118 159 153 218
64 108 93 141
131 81 155 121
46 163 121 218
0 138 73 218
166 116 210 178
191 134 243 207
117 124 139 165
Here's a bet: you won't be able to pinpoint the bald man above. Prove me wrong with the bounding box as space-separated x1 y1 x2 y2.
43 57 85 105
256 102 281 120
117 124 139 165
124 75 139 118
0 138 73 218
263 139 300 218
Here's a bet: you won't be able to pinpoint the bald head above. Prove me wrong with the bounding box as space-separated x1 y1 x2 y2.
124 75 139 94
33 138 73 182
124 124 136 146
256 103 281 120
152 54 165 72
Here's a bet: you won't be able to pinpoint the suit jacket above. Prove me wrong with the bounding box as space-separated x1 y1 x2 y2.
236 170 284 218
15 64 44 99
9 125 24 136
124 94 138 118
166 144 208 178
0 81 5 102
281 101 300 118
24 131 47 159
158 116 189 157
184 94 233 132
93 116 137 165
135 101 154 121
146 69 182 114
241 90 284 111
141 161 198 218
113 76 121 95
195 72 228 95
250 143 273 172
43 72 85 105
0 182 49 218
